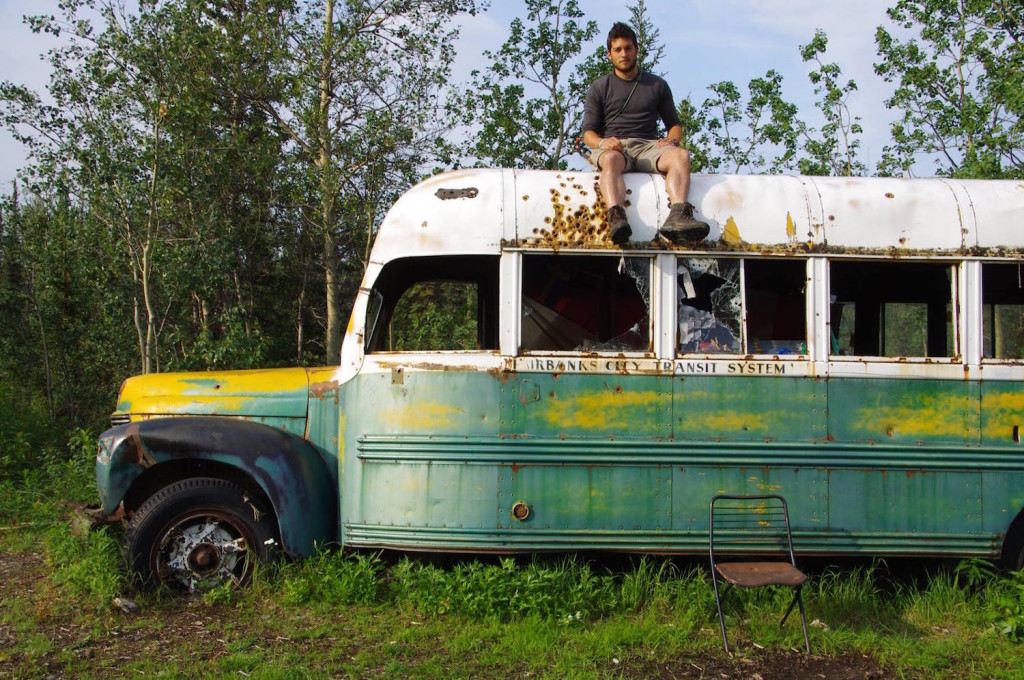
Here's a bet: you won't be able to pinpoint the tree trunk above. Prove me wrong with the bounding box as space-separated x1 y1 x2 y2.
320 0 343 364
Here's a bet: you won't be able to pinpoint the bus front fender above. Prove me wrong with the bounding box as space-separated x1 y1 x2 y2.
96 417 337 557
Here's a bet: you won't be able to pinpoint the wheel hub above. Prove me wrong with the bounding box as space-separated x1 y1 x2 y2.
158 515 250 592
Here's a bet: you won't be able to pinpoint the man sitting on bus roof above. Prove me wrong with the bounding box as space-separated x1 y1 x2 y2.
582 22 710 246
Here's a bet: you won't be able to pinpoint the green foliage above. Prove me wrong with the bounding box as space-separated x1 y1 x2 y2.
1 427 96 526
281 550 386 607
693 70 800 174
390 556 618 621
992 570 1024 641
45 525 126 610
463 0 598 170
389 281 479 351
799 29 866 177
202 581 237 607
874 0 1023 178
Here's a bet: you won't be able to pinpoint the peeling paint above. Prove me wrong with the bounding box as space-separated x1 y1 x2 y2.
722 217 743 245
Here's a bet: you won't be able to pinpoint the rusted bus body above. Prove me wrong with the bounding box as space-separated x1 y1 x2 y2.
98 170 1024 589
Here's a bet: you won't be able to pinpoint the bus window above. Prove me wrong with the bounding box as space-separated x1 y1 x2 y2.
982 263 1024 359
676 258 807 356
830 261 954 358
520 254 651 353
677 258 741 354
389 281 479 351
365 255 499 353
745 259 807 355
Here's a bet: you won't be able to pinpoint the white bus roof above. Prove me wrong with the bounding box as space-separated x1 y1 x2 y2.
368 169 1024 263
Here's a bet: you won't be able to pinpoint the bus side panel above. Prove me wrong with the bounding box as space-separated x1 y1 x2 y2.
824 376 990 555
826 468 983 543
496 372 673 548
499 464 671 533
502 372 672 439
979 381 1024 542
827 377 981 446
980 381 1024 449
671 466 828 552
340 367 502 547
672 375 827 442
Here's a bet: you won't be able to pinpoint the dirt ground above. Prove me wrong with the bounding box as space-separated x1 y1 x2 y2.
0 551 893 679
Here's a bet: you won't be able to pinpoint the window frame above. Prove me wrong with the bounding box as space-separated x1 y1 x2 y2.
826 257 961 363
514 251 656 357
674 255 811 359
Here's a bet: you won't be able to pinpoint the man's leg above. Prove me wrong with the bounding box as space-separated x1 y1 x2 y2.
656 146 690 205
657 147 709 243
598 151 631 244
599 150 628 208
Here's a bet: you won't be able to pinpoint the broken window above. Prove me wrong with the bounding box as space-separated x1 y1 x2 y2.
676 258 807 356
365 255 499 353
677 259 741 354
830 261 955 358
982 263 1024 359
521 254 650 352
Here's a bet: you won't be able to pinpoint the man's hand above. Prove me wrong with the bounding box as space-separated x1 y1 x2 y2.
598 136 624 152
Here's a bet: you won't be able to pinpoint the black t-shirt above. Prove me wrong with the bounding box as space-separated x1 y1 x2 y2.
582 71 681 140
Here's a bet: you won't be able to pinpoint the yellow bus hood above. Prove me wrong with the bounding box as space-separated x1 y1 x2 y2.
113 367 314 420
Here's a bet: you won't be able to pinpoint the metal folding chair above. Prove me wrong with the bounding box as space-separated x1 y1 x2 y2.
709 494 810 653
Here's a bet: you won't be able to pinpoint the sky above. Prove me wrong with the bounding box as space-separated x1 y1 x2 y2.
0 0 903 192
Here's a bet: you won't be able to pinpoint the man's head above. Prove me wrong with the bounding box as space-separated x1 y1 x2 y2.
606 23 638 77
606 22 637 52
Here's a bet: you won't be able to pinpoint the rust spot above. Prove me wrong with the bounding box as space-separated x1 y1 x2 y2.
122 424 157 468
310 380 339 399
828 215 835 221
522 194 529 201
435 187 478 200
886 427 894 437
510 463 525 474
510 501 530 521
885 192 895 199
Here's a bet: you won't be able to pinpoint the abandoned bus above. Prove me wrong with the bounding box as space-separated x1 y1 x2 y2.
96 169 1024 590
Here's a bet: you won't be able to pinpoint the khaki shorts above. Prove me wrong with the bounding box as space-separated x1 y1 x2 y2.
588 138 671 173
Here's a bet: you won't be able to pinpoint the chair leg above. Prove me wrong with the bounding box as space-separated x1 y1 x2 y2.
780 587 811 653
780 590 799 626
796 587 810 653
711 573 731 653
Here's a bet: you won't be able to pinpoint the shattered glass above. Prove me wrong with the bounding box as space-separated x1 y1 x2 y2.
521 255 650 352
677 258 742 354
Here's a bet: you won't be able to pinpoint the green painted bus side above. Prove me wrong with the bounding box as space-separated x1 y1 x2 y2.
337 368 1023 557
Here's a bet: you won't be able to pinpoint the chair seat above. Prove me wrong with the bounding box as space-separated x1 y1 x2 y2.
715 561 807 587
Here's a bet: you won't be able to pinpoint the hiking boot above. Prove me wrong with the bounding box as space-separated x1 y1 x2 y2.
660 202 710 243
607 205 632 245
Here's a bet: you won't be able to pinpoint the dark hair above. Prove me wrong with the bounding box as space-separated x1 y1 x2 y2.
606 22 638 52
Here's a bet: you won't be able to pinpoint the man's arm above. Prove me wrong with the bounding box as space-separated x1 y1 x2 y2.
656 124 683 147
584 129 624 152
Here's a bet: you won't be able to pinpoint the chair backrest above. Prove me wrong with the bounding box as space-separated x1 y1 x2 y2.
709 494 798 566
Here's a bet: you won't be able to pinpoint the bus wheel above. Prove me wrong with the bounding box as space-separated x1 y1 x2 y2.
1001 520 1024 572
124 478 278 592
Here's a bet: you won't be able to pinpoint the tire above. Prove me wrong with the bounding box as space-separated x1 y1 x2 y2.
1003 534 1024 572
124 477 278 592
1000 511 1024 572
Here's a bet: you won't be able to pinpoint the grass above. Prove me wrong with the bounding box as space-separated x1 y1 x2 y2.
3 430 1024 677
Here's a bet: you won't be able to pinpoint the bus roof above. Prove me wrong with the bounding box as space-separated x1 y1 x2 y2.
368 169 1024 263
